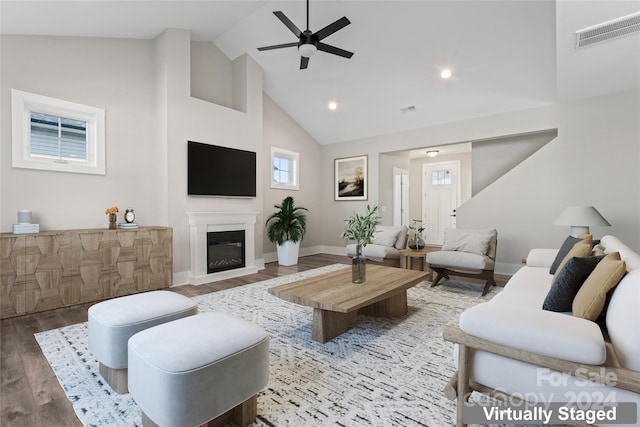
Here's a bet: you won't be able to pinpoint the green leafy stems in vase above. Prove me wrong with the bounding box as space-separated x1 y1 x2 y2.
408 219 426 250
341 204 382 283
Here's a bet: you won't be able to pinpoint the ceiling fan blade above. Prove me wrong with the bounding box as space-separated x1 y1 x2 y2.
257 42 299 51
300 56 309 70
273 11 303 38
314 16 350 41
317 42 354 59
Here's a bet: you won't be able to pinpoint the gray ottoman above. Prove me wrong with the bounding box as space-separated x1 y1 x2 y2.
88 290 197 393
128 312 270 427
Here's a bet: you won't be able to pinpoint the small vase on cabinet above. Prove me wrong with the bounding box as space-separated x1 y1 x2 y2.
108 213 117 229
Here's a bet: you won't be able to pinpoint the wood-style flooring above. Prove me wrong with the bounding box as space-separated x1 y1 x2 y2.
0 253 508 427
0 254 348 427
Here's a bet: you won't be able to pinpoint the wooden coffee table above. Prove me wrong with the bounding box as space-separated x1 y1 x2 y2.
268 265 429 343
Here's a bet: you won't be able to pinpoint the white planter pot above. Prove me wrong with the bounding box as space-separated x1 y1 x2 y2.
276 240 300 266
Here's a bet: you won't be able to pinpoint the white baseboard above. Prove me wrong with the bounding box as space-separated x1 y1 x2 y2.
174 251 519 286
263 245 345 264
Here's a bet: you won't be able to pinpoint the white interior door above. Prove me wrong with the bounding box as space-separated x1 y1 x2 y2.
393 168 410 226
422 161 460 245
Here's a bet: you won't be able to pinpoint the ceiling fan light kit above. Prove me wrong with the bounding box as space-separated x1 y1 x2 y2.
257 0 353 69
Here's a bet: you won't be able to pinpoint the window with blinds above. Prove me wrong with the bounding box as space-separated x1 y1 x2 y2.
30 112 88 162
11 89 105 175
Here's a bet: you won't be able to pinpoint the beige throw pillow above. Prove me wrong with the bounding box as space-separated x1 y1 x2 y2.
442 232 493 256
372 229 400 247
572 252 627 320
551 241 592 284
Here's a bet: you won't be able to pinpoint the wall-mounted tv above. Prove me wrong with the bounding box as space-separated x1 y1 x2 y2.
188 141 256 197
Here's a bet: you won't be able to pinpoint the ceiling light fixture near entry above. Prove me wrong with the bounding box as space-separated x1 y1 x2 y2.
426 150 439 157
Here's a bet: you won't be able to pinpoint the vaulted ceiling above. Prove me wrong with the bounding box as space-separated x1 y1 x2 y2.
2 1 639 145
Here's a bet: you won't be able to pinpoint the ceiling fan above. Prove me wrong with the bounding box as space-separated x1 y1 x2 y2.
257 0 353 70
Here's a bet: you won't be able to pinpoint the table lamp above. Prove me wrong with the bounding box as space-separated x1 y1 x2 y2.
553 206 611 237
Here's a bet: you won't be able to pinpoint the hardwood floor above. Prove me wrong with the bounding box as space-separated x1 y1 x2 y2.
0 254 349 427
0 253 507 426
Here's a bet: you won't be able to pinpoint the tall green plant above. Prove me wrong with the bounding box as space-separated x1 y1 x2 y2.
341 204 382 251
266 196 308 245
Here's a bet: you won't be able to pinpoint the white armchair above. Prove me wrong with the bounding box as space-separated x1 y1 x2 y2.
426 228 498 295
345 225 408 267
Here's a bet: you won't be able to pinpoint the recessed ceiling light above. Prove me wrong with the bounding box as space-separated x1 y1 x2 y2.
328 101 337 110
440 69 452 79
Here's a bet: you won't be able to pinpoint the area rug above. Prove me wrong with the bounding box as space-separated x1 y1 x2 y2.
35 264 503 427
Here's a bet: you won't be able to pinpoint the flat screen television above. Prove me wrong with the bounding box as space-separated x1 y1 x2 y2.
188 141 256 197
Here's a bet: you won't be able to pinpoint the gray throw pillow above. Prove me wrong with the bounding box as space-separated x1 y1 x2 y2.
549 236 581 274
543 255 604 312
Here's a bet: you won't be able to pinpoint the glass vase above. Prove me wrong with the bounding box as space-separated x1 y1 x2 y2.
352 245 366 283
409 234 425 250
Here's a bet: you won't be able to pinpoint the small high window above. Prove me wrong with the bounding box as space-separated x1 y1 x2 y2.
12 90 105 175
271 147 299 190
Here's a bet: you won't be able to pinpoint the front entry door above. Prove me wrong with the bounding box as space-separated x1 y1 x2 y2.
422 161 460 245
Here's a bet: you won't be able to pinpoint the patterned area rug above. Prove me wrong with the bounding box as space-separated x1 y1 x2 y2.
36 264 502 427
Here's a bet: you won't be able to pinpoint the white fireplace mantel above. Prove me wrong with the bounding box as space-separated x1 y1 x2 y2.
186 211 260 285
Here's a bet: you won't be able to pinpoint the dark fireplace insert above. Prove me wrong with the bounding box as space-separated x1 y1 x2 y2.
207 230 245 274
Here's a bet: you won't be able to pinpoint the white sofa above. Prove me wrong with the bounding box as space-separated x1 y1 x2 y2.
444 235 640 427
345 225 408 267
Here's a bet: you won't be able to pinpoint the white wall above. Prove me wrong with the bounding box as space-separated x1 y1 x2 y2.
154 30 264 280
1 35 161 230
320 90 640 273
1 32 265 284
262 94 323 260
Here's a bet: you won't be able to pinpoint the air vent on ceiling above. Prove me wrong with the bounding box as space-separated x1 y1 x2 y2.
575 11 640 49
400 105 416 113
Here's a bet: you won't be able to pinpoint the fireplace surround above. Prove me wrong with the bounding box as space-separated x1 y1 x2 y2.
186 212 259 285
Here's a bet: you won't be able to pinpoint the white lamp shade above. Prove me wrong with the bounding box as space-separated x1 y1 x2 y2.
553 206 611 237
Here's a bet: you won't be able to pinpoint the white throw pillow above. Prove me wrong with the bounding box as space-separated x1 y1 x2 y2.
372 229 400 247
442 230 493 256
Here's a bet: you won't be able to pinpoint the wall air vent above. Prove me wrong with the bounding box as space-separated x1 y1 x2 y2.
400 105 416 113
576 11 640 49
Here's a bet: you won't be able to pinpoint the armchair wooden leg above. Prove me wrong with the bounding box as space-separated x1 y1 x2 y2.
430 268 449 287
444 371 459 400
457 344 471 427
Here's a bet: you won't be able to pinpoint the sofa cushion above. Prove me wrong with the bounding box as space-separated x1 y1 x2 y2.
345 243 400 260
426 251 493 271
573 252 627 321
372 229 401 247
374 225 408 250
441 229 494 256
460 303 606 365
542 255 604 312
549 233 592 274
606 268 640 370
551 241 592 284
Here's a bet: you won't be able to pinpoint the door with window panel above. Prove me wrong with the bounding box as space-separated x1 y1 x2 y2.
422 161 460 245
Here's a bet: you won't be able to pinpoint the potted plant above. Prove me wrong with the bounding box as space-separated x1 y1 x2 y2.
341 204 381 283
266 196 308 266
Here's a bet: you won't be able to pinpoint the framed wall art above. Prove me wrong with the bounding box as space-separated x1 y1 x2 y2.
334 155 367 201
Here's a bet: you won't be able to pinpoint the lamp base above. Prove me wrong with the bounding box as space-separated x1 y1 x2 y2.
570 226 590 237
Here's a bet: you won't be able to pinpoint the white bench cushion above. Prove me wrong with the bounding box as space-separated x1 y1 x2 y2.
128 312 269 427
88 290 197 369
426 250 494 271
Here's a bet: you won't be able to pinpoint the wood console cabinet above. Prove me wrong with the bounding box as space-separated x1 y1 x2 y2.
0 226 172 319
